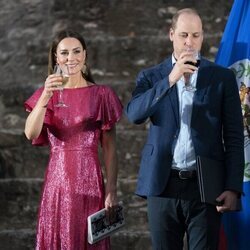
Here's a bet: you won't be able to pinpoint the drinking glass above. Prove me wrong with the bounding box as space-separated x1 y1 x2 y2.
54 64 69 107
184 49 200 67
183 49 200 92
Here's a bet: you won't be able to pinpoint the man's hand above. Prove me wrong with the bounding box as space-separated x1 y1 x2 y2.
168 50 198 86
216 190 239 213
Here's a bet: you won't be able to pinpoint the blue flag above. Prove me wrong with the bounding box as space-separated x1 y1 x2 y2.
215 0 250 249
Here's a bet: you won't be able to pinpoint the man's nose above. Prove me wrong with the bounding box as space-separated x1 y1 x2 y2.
185 35 193 46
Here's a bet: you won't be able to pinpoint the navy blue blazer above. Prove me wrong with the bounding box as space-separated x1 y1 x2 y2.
125 57 245 197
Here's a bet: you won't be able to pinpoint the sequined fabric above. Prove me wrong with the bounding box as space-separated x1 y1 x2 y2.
25 85 123 250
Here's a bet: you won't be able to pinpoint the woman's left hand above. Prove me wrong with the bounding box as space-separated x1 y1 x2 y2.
104 190 118 223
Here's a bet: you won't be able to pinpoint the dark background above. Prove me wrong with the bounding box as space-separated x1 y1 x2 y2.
0 0 233 249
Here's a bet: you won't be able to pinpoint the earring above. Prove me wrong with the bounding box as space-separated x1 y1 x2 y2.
82 64 87 74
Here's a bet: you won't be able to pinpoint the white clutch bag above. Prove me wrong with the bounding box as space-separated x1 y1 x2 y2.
87 202 125 244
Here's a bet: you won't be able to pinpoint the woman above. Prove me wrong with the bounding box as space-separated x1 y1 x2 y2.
24 30 123 249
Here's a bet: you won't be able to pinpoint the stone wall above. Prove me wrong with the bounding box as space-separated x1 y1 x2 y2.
0 0 233 249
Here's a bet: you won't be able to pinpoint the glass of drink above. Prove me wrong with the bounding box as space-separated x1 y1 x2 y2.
54 64 69 107
183 49 200 92
184 49 200 67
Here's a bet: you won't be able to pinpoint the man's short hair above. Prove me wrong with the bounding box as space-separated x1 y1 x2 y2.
171 8 202 30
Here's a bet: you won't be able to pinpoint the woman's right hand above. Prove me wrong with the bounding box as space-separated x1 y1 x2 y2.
43 74 63 98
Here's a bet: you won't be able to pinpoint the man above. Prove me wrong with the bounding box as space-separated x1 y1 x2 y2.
125 8 244 250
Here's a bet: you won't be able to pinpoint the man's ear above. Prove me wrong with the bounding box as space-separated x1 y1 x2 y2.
169 28 174 42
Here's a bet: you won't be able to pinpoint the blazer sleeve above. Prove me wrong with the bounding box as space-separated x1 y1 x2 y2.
125 66 172 124
222 69 245 193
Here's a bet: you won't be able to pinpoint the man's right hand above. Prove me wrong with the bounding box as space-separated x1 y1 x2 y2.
168 50 198 86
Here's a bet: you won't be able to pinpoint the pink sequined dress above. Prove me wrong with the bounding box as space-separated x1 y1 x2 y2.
25 84 123 250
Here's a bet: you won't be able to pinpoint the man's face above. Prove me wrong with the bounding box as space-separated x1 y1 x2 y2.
169 13 203 60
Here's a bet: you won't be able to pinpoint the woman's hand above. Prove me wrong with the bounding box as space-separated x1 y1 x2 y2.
105 189 118 224
43 74 63 98
105 189 118 209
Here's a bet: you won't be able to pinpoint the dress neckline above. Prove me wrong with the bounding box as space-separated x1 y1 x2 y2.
64 83 96 90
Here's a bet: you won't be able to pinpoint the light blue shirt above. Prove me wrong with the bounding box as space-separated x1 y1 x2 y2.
171 55 197 170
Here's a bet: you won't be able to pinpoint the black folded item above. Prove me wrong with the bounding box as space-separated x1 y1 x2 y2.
87 202 125 244
196 156 224 206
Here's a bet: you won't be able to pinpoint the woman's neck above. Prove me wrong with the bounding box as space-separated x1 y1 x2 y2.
66 73 88 88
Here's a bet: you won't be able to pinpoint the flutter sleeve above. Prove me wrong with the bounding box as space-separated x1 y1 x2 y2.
95 86 123 130
24 87 53 146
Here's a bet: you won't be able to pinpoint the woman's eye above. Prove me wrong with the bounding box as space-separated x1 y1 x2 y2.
61 51 68 56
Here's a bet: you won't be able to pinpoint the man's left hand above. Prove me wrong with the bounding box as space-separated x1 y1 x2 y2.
216 190 239 213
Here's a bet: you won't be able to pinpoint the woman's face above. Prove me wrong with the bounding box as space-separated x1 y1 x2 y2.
56 37 86 76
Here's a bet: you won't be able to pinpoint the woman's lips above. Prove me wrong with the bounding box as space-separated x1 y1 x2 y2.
67 64 78 68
